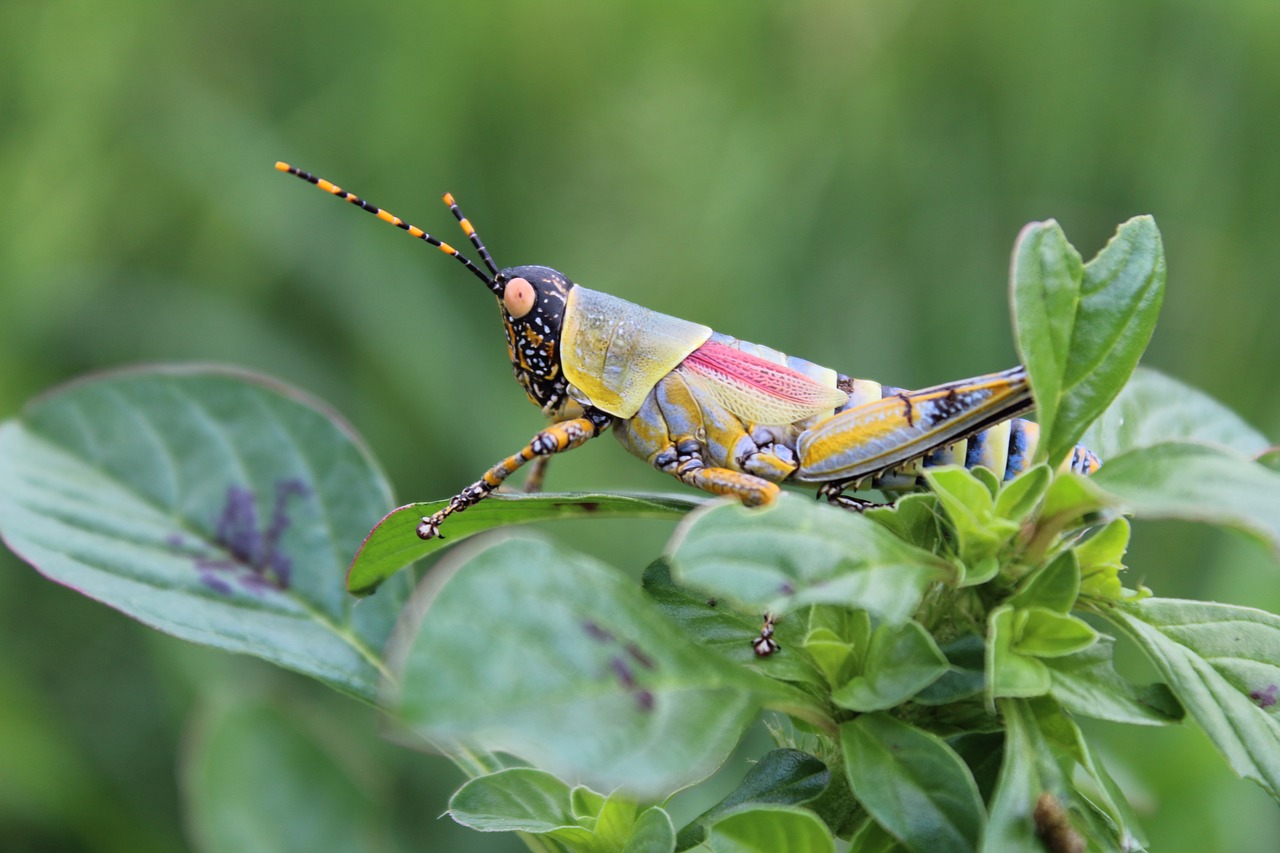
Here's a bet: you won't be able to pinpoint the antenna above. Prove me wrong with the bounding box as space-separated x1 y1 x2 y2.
275 162 501 294
444 192 500 277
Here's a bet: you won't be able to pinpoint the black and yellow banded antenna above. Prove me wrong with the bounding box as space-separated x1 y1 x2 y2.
444 192 499 279
275 162 503 295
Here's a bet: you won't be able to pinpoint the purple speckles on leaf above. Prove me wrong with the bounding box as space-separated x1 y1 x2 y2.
1250 683 1278 708
200 574 234 596
625 642 656 671
581 620 614 643
192 479 310 595
610 656 636 689
583 621 658 713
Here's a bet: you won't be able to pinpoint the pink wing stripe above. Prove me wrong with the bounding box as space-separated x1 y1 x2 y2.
684 340 839 406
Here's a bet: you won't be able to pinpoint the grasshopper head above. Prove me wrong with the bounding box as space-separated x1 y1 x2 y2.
495 265 574 408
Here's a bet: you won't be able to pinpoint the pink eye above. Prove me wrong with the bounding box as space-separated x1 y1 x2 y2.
503 277 536 319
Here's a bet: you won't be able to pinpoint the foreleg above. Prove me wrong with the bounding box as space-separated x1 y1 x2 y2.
417 416 607 540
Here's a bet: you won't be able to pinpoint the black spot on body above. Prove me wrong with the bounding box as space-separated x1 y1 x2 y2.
898 393 915 428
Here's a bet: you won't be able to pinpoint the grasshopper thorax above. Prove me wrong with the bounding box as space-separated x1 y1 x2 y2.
496 265 574 410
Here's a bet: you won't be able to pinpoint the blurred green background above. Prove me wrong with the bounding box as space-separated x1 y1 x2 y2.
3 0 1280 849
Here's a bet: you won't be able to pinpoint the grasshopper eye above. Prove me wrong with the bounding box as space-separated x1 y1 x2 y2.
503 277 536 318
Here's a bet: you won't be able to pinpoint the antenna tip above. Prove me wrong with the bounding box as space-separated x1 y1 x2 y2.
442 192 456 205
275 161 292 173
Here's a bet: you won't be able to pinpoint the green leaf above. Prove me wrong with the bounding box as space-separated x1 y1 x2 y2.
705 805 835 853
994 465 1051 523
1083 366 1272 461
572 786 608 821
864 493 941 552
1009 551 1079 614
915 634 986 706
1091 441 1280 557
1037 471 1109 527
392 535 770 798
848 817 906 852
451 770 675 852
840 714 985 853
1075 517 1130 601
348 492 699 596
1044 635 1182 726
924 467 1019 565
802 627 855 685
1012 609 1097 659
1009 220 1083 453
981 700 1073 853
1012 216 1165 466
986 606 1050 703
666 494 952 622
0 366 405 702
1107 598 1280 799
831 621 948 712
969 465 1003 500
595 791 643 850
926 467 994 516
1031 697 1148 849
182 698 383 853
622 808 677 853
675 749 832 851
449 768 589 838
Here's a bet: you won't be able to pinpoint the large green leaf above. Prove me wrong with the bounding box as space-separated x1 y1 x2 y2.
1011 216 1165 466
840 714 985 853
392 535 774 798
704 805 835 853
666 495 953 622
0 366 405 702
1090 441 1280 557
1083 367 1271 461
348 492 698 596
182 698 384 853
1107 598 1280 799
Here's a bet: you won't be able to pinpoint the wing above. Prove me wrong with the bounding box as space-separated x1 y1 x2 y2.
681 339 850 426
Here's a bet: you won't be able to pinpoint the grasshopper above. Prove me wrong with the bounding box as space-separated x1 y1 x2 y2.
277 163 1100 542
